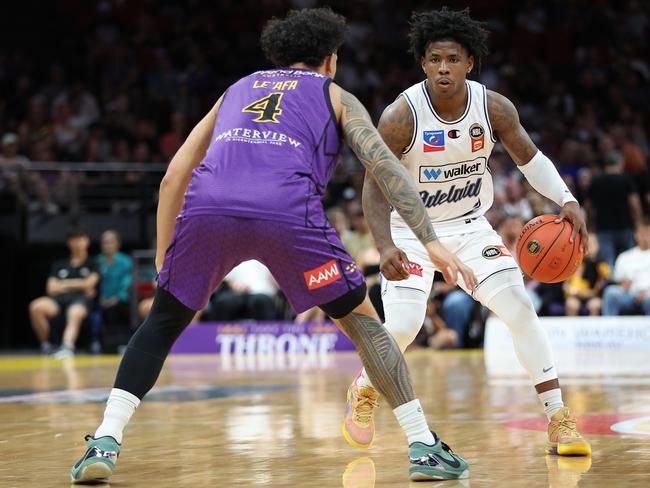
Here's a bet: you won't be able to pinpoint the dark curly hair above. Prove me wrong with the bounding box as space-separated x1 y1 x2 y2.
409 8 489 71
260 8 347 68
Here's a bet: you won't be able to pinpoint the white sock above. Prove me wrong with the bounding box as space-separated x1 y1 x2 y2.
393 399 435 445
94 388 140 443
538 388 563 419
355 368 372 388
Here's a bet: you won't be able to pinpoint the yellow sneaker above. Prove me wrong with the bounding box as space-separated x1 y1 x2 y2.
342 384 379 449
546 407 591 456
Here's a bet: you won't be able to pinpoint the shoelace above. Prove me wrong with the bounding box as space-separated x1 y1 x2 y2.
440 440 454 453
353 396 379 424
557 416 580 438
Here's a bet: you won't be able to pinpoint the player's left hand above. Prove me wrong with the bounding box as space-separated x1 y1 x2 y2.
555 201 588 254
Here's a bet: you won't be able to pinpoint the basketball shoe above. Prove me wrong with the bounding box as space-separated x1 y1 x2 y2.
409 432 470 481
342 384 379 449
546 407 591 456
70 435 120 483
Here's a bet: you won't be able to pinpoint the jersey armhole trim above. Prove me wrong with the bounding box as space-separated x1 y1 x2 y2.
402 93 418 155
482 85 497 143
323 79 342 138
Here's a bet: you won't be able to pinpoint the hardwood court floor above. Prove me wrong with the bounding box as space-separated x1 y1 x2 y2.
1 350 649 487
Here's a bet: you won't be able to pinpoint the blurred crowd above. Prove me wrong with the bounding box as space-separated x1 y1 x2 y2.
1 1 649 352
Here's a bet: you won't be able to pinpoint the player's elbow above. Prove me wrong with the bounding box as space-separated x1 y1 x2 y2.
160 171 182 192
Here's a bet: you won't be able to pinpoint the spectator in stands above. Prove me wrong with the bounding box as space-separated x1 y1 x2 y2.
28 229 99 357
501 177 533 222
342 204 374 261
436 280 476 349
585 150 643 268
0 133 29 206
206 260 278 321
97 230 132 326
563 234 609 316
414 297 458 350
602 218 650 316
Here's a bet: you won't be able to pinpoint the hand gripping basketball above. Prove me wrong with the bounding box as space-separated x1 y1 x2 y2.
517 214 585 283
425 240 478 291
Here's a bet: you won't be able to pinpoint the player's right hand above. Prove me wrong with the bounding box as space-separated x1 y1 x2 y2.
379 246 411 281
425 240 478 291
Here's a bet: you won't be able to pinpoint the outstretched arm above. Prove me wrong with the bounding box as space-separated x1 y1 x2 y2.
338 89 436 246
156 95 223 271
331 84 476 289
362 95 415 280
488 90 588 252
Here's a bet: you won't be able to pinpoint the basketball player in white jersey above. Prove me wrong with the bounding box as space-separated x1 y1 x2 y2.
342 8 591 457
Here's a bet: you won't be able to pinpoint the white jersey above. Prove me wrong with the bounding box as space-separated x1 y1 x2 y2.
391 79 496 238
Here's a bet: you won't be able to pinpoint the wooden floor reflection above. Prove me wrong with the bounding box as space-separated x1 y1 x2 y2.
1 350 649 487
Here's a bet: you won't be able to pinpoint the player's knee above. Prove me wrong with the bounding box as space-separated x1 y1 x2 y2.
28 299 41 314
488 284 537 328
383 291 428 351
67 304 88 319
319 282 367 319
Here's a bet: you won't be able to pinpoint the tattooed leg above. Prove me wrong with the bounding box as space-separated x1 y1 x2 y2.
335 311 414 408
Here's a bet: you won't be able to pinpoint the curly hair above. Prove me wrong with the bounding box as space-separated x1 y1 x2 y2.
408 7 489 71
260 8 347 68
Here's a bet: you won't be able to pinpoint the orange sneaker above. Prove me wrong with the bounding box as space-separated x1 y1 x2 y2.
342 384 379 449
546 407 591 456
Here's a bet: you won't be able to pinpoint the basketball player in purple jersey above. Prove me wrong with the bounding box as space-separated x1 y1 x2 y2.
71 8 477 483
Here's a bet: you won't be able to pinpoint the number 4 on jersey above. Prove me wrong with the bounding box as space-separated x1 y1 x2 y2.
242 93 284 123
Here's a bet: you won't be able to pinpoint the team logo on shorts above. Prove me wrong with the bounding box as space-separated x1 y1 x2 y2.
304 259 342 290
469 123 485 152
482 245 512 259
408 262 423 277
527 240 541 256
423 130 445 152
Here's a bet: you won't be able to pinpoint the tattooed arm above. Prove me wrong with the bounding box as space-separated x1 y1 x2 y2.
362 96 416 280
486 90 537 165
330 84 477 289
333 87 436 245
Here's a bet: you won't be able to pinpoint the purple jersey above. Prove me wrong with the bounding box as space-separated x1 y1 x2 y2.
181 68 341 227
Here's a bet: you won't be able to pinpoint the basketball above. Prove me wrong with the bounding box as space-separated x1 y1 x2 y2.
516 214 584 283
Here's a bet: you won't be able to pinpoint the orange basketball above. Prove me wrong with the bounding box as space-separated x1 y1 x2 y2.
516 214 584 283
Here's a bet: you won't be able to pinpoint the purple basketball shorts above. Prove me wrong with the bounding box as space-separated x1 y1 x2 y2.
157 214 365 313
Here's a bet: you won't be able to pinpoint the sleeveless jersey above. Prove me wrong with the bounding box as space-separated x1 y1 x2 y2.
391 79 496 238
181 68 340 228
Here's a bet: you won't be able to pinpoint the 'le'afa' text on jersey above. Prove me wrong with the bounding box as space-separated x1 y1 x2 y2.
391 79 496 238
181 69 341 228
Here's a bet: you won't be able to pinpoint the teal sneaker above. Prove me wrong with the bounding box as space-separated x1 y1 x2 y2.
409 432 469 481
70 435 120 483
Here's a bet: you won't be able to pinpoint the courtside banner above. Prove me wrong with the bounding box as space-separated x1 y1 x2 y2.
171 321 355 354
484 317 650 376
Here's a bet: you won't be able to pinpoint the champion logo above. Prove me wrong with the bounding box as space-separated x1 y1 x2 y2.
304 259 342 290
